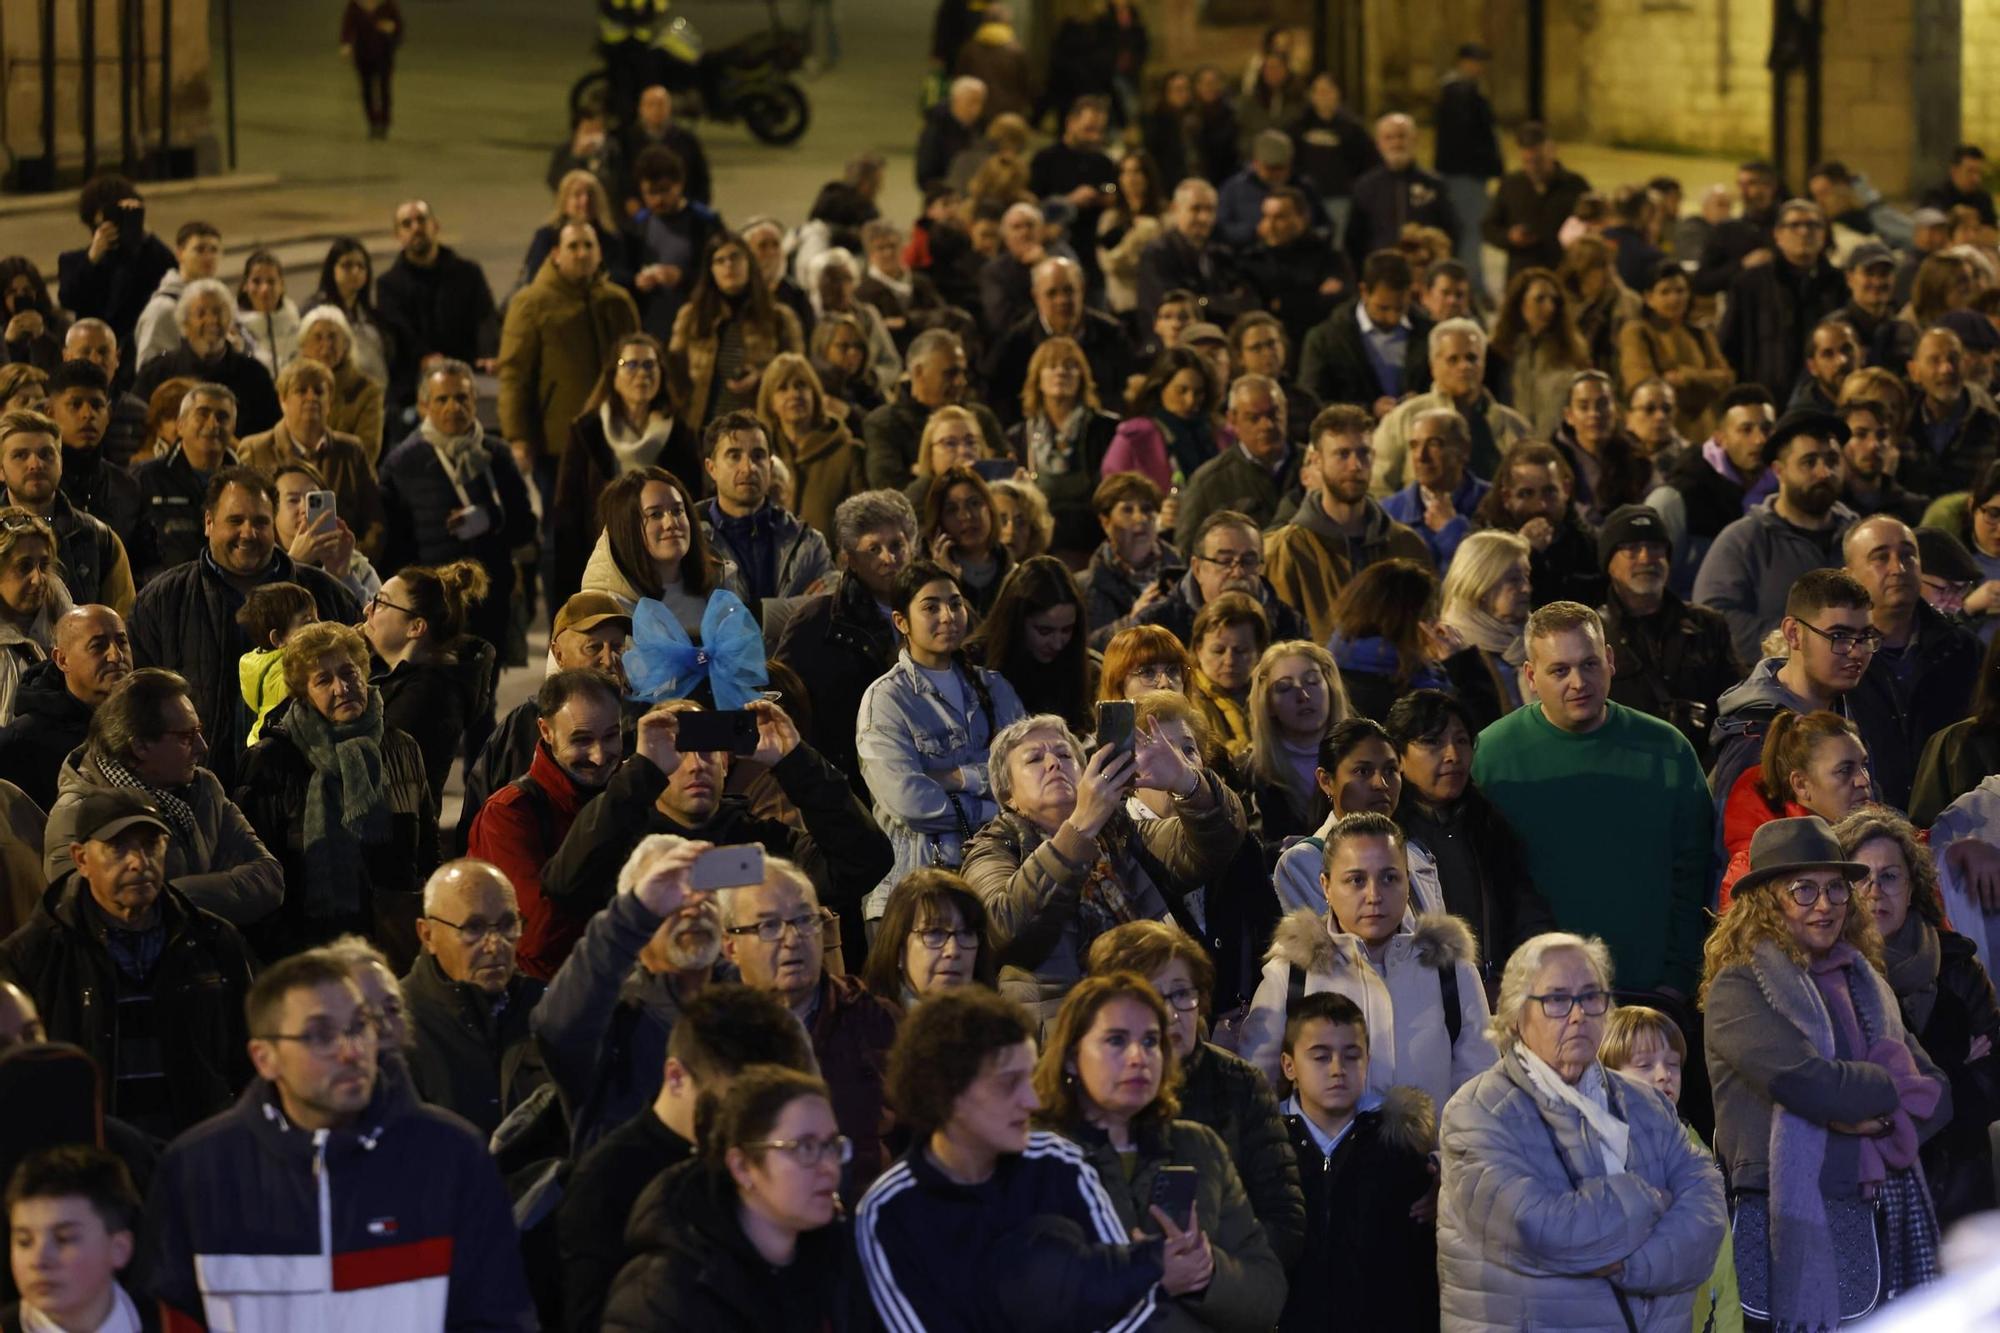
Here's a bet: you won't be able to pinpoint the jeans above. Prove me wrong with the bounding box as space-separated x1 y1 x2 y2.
1321 196 1354 253
1441 173 1494 300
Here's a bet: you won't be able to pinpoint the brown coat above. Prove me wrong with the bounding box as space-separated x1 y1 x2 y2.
327 356 385 464
499 258 641 456
772 414 867 541
1263 498 1434 644
1616 313 1735 441
667 301 803 433
237 420 389 557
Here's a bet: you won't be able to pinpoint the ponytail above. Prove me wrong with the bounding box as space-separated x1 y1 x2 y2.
397 559 490 643
1759 709 1857 806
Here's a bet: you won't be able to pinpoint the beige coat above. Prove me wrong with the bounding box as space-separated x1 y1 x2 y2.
1616 314 1735 442
498 257 641 457
773 414 867 541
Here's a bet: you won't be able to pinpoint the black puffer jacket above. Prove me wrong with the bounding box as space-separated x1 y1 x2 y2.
1885 915 2000 1227
1178 1039 1306 1270
0 658 90 809
375 638 496 805
772 571 900 803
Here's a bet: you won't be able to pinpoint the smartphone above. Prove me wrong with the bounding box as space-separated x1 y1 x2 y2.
305 490 337 528
689 844 765 892
1156 564 1187 594
674 709 760 755
1095 699 1136 755
112 200 145 252
971 457 1018 482
1149 1165 1198 1226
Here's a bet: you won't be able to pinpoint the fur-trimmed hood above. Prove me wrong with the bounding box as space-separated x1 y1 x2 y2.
1375 1082 1437 1155
1264 905 1480 975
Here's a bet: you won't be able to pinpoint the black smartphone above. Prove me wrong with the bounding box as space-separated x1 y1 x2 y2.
112 200 145 252
688 844 765 892
674 709 759 755
1095 699 1136 755
1149 1165 1198 1227
971 457 1018 482
1156 564 1187 593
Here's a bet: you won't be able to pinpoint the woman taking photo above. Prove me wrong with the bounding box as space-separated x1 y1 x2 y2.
237 249 301 379
1437 930 1726 1330
583 466 747 628
1099 624 1193 702
306 237 394 386
989 478 1055 564
1718 710 1875 910
1187 592 1269 758
859 868 997 1003
1438 530 1533 728
1616 260 1733 441
1007 336 1120 552
1105 346 1221 494
1032 973 1286 1332
757 351 866 542
1488 267 1592 435
968 555 1095 735
1704 816 1949 1326
297 305 386 462
361 559 492 804
920 463 1014 615
669 231 805 430
1240 639 1345 855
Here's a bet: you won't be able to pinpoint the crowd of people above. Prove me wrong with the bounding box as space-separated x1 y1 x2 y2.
10 19 2000 1333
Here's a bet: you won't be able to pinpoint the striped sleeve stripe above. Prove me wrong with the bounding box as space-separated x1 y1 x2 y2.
1023 1133 1162 1333
855 1165 928 1333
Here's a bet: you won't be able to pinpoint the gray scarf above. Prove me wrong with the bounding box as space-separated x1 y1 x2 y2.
1884 913 1942 1035
285 691 390 919
418 417 501 517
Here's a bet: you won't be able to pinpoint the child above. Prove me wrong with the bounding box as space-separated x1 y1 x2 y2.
235 582 318 747
1600 1005 1742 1333
1277 990 1438 1332
4 1145 145 1333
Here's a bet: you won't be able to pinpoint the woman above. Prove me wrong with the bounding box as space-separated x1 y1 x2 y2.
1438 529 1533 729
235 621 439 970
582 466 747 628
305 237 393 386
1330 558 1492 722
1624 377 1693 478
1236 51 1302 151
1839 807 2000 1227
1006 336 1120 552
1187 593 1269 759
0 364 47 415
858 867 997 1003
669 231 804 431
906 404 1002 511
0 256 65 370
1616 261 1733 442
806 312 883 419
988 478 1053 563
802 249 901 401
1241 639 1345 856
1558 235 1640 373
1099 624 1192 702
1088 919 1306 1270
1912 625 2000 824
1142 71 1199 190
1704 815 1949 1325
854 560 1026 923
1245 810 1495 1114
524 170 632 292
1270 717 1428 912
361 560 492 804
604 1066 865 1332
1084 473 1179 650
552 333 699 607
1438 930 1726 1330
1899 253 1976 333
1099 151 1167 317
236 249 301 379
920 464 1014 615
964 712 1245 1021
1489 267 1592 435
297 305 385 462
1104 347 1220 493
968 555 1094 734
1717 710 1874 910
757 352 866 542
0 509 70 727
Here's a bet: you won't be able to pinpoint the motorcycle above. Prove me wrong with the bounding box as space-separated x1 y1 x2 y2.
574 0 811 146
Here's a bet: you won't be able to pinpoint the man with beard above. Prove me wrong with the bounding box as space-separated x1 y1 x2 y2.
1264 403 1430 642
1788 316 1862 414
1902 325 2000 496
1380 408 1492 568
1595 505 1741 768
1842 515 1982 809
468 669 628 980
1372 317 1531 493
375 199 499 427
0 604 131 810
1646 383 1778 595
1695 409 1859 664
0 408 131 613
1472 441 1606 608
1839 397 1927 522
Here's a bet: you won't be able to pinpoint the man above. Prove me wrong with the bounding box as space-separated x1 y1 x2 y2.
1481 122 1591 280
1839 396 1927 522
719 852 901 1199
379 361 536 654
1920 143 1997 228
1372 316 1530 494
1719 198 1847 400
468 669 627 980
375 199 500 426
1547 370 1652 524
1695 408 1858 663
55 175 175 358
1027 95 1118 273
619 84 712 207
984 257 1129 424
1902 325 2000 496
60 320 148 466
402 858 547 1136
1137 178 1253 325
628 147 722 341
700 412 834 601
1595 505 1741 767
1300 249 1435 418
1217 130 1332 251
237 357 387 558
0 409 132 613
1418 259 1473 326
1239 187 1352 357
1694 159 1782 296
1136 507 1308 644
1265 403 1430 641
131 382 242 578
0 604 129 809
1647 383 1778 596
131 221 226 371
1380 407 1495 569
1177 374 1298 536
44 359 148 564
5 1146 145 1333
1789 316 1862 414
1842 515 1981 810
128 467 360 786
1472 602 1712 999
1345 113 1459 267
1432 42 1502 300
1837 240 1908 368
0 788 253 1136
145 950 534 1330
1602 184 1667 292
979 201 1055 333
1476 441 1605 608
1227 313 1320 449
916 76 986 189
1941 307 2000 396
861 330 1005 488
500 220 640 476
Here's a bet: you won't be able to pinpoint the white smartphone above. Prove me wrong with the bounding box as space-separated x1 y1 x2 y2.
689 844 766 892
305 489 337 527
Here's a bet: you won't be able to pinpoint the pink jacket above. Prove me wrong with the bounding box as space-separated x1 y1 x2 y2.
1104 417 1173 491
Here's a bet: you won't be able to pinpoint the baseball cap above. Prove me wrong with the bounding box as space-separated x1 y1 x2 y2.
1938 308 2000 353
554 592 632 638
1843 240 1895 273
1182 322 1227 346
72 790 171 845
1597 504 1671 569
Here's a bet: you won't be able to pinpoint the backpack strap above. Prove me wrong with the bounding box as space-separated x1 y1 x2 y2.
1439 962 1462 1048
1285 962 1307 1022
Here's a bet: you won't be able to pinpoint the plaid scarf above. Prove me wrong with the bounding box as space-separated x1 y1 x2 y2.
93 754 199 847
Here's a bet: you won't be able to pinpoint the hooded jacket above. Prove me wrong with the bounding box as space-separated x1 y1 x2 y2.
1132 569 1308 647
1262 496 1431 643
496 256 640 455
0 658 92 810
1692 495 1858 664
1704 654 1848 812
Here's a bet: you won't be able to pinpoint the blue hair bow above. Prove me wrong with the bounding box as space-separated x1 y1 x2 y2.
623 591 769 709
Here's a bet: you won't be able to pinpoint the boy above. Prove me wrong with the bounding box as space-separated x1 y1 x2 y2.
1278 990 1437 1332
5 1146 145 1333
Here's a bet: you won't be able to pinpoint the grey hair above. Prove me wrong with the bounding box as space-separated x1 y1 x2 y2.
950 75 986 99
174 278 233 329
617 832 697 898
421 857 517 915
1173 178 1217 208
987 713 1085 808
1487 932 1615 1049
88 667 190 763
1411 406 1470 451
1777 197 1825 225
419 358 477 401
716 852 819 927
298 304 354 344
1002 201 1042 227
1031 255 1081 290
176 381 238 423
1226 372 1280 412
65 318 115 348
1427 316 1488 358
906 327 963 371
833 488 918 555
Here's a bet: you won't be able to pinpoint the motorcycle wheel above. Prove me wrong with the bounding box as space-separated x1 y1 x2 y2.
738 82 810 145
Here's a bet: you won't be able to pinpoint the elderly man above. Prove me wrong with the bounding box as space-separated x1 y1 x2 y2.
619 84 712 208
1902 325 2000 496
375 199 499 425
500 220 640 476
701 411 834 601
977 201 1054 333
1372 316 1531 492
1300 249 1435 420
128 468 359 786
1137 507 1308 644
1137 177 1253 325
1719 198 1847 399
1345 113 1459 266
0 409 131 613
58 323 147 468
1240 186 1352 356
238 357 386 558
1177 374 1298 536
402 858 547 1135
0 787 254 1136
131 381 243 578
1480 122 1591 280
915 76 986 189
131 221 225 370
860 329 1005 488
1217 129 1332 250
131 280 279 434
984 256 1130 422
0 604 129 809
1379 408 1493 568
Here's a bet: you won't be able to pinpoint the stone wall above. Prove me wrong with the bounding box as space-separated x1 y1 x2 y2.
1544 0 1770 156
1966 0 2000 147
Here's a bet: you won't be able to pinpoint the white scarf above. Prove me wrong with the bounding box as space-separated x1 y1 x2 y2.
600 401 674 473
866 263 912 302
417 417 501 519
21 1282 144 1333
1515 1043 1630 1177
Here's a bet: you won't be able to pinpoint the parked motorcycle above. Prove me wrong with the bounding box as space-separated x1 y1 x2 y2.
574 0 811 146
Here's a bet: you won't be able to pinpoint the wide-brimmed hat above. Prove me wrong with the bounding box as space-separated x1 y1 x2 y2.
1734 815 1868 899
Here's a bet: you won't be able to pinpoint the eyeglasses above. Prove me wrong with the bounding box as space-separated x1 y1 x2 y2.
910 926 980 951
424 912 522 944
368 591 416 617
1782 879 1853 907
743 1134 853 1168
366 998 405 1026
158 724 204 747
617 357 660 373
1194 552 1262 573
1158 985 1202 1013
1796 620 1884 655
1525 989 1612 1019
726 909 831 943
259 1014 377 1057
1976 504 2000 525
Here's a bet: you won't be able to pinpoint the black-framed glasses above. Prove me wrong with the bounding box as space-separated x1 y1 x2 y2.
910 926 979 951
1158 985 1202 1013
1976 504 2000 525
1796 620 1884 655
743 1133 853 1168
726 909 831 943
368 591 416 617
1193 551 1262 573
1526 989 1612 1019
424 912 522 944
1782 879 1853 907
258 1014 377 1057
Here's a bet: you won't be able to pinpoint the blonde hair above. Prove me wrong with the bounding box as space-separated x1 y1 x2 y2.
989 478 1053 558
1699 871 1885 1008
0 506 54 565
1441 529 1532 621
546 169 617 232
915 405 987 481
1246 640 1350 802
1019 336 1101 418
755 352 827 437
1598 1004 1686 1069
279 621 370 701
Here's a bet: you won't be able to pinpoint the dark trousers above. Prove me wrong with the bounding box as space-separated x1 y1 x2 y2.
356 58 393 129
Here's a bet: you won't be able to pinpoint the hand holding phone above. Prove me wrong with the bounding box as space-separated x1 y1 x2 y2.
674 709 760 755
1148 1166 1199 1231
1095 699 1135 755
688 844 766 892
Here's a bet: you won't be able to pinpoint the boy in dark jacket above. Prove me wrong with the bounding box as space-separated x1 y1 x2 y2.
1278 990 1437 1333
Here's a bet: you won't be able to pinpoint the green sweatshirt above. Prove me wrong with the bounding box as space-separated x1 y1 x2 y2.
1470 701 1713 994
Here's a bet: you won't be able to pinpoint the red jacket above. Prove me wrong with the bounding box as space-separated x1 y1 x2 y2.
1716 764 1809 913
467 742 591 979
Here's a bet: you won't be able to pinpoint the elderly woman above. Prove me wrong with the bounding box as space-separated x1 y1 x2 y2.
0 508 72 726
1004 336 1120 551
757 352 865 542
802 247 901 399
1084 472 1180 650
305 237 393 386
296 304 386 462
962 707 1245 1021
1704 816 1950 1326
1837 807 2000 1227
236 621 439 969
132 279 280 434
1439 529 1533 728
806 312 882 419
1435 930 1727 1331
858 867 997 1002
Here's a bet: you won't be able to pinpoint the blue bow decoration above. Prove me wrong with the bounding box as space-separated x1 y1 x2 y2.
624 591 769 709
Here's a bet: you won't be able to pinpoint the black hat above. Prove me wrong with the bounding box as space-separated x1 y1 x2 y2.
1761 408 1849 467
1917 525 1983 584
1938 309 2000 354
1733 816 1868 899
71 790 171 845
1597 504 1671 569
1456 41 1492 60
